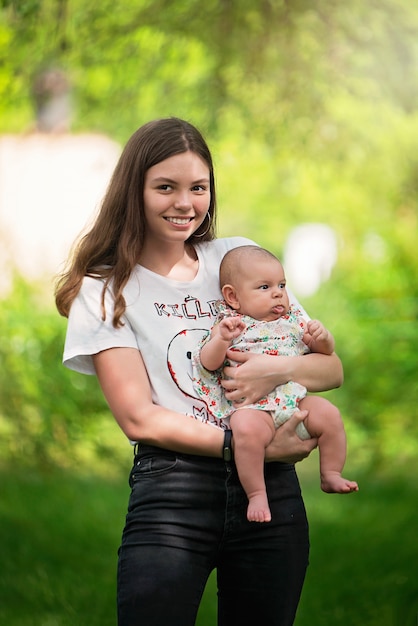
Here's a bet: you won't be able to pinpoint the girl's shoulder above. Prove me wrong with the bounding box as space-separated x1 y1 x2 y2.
197 236 257 258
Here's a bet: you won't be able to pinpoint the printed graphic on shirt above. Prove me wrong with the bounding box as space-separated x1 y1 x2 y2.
153 295 218 319
162 297 224 427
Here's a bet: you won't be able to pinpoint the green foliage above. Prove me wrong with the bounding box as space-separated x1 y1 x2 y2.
2 0 418 139
311 275 418 471
0 0 418 473
0 275 127 471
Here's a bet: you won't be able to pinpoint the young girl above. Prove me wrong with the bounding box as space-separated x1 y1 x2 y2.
55 117 343 626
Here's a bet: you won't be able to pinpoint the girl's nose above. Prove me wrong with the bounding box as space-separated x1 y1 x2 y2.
173 191 192 210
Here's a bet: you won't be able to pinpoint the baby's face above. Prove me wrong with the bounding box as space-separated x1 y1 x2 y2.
231 257 290 322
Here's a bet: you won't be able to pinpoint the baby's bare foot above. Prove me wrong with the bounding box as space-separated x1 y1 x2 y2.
321 471 359 494
247 493 272 522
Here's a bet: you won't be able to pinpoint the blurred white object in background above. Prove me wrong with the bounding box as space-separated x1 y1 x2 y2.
0 133 120 279
0 68 120 287
283 223 338 297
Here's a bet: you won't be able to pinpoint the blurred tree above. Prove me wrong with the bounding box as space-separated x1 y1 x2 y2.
1 0 418 138
0 0 417 471
0 276 126 470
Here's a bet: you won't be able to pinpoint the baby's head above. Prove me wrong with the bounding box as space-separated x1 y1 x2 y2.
219 246 290 322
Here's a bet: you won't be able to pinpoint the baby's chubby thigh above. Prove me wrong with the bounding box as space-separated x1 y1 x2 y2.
296 395 337 440
230 407 276 448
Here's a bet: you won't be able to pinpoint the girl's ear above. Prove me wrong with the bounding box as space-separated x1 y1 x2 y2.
222 284 240 310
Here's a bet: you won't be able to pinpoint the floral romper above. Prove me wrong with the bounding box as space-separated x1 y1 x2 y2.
192 301 312 439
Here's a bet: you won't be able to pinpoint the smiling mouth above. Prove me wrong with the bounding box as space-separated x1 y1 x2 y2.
165 217 194 225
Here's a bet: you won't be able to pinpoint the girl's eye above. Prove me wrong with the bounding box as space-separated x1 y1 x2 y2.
192 185 207 192
158 184 172 191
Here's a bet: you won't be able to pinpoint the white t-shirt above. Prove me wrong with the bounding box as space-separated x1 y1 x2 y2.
63 237 306 429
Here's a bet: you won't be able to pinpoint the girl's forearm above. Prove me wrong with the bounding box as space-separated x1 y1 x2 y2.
126 404 226 457
285 352 343 391
94 347 225 456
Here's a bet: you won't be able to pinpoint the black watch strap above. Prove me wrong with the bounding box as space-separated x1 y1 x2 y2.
223 429 233 462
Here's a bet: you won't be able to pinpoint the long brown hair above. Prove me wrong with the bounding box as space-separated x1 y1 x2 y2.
55 117 217 327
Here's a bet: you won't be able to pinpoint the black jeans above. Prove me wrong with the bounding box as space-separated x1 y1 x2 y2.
117 445 309 626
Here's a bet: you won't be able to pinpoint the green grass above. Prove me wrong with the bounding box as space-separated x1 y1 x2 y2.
297 462 418 626
0 468 127 626
0 462 417 626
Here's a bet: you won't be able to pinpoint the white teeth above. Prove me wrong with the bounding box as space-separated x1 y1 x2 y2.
166 217 192 225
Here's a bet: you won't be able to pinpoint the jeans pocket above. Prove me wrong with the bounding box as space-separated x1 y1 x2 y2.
129 452 178 486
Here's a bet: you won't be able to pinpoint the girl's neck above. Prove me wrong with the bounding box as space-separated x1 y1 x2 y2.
138 242 198 281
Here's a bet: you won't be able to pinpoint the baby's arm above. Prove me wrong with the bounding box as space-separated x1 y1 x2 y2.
303 319 335 355
200 317 246 371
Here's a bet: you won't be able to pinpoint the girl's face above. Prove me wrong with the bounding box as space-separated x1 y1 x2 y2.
143 151 211 245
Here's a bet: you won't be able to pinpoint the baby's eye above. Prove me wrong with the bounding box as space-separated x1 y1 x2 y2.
258 284 269 290
279 282 286 289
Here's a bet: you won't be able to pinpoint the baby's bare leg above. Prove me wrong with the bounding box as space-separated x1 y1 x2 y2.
230 409 276 522
299 396 359 494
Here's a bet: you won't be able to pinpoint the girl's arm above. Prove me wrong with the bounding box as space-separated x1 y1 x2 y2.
221 350 343 406
93 347 223 455
92 346 316 462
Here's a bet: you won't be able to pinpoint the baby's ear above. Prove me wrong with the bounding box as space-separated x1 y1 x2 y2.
221 284 240 310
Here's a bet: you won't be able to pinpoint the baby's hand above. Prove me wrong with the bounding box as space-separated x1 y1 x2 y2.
303 319 335 353
218 316 246 341
306 319 327 342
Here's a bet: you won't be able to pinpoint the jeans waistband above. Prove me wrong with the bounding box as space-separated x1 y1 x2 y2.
133 443 225 465
133 443 293 471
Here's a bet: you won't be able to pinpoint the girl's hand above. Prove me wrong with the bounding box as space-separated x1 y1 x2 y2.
222 347 344 397
221 350 291 406
265 410 318 463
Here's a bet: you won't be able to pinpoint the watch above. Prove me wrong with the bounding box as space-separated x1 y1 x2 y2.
223 429 233 462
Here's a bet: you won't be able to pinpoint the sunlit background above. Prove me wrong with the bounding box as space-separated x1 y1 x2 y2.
0 2 417 625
